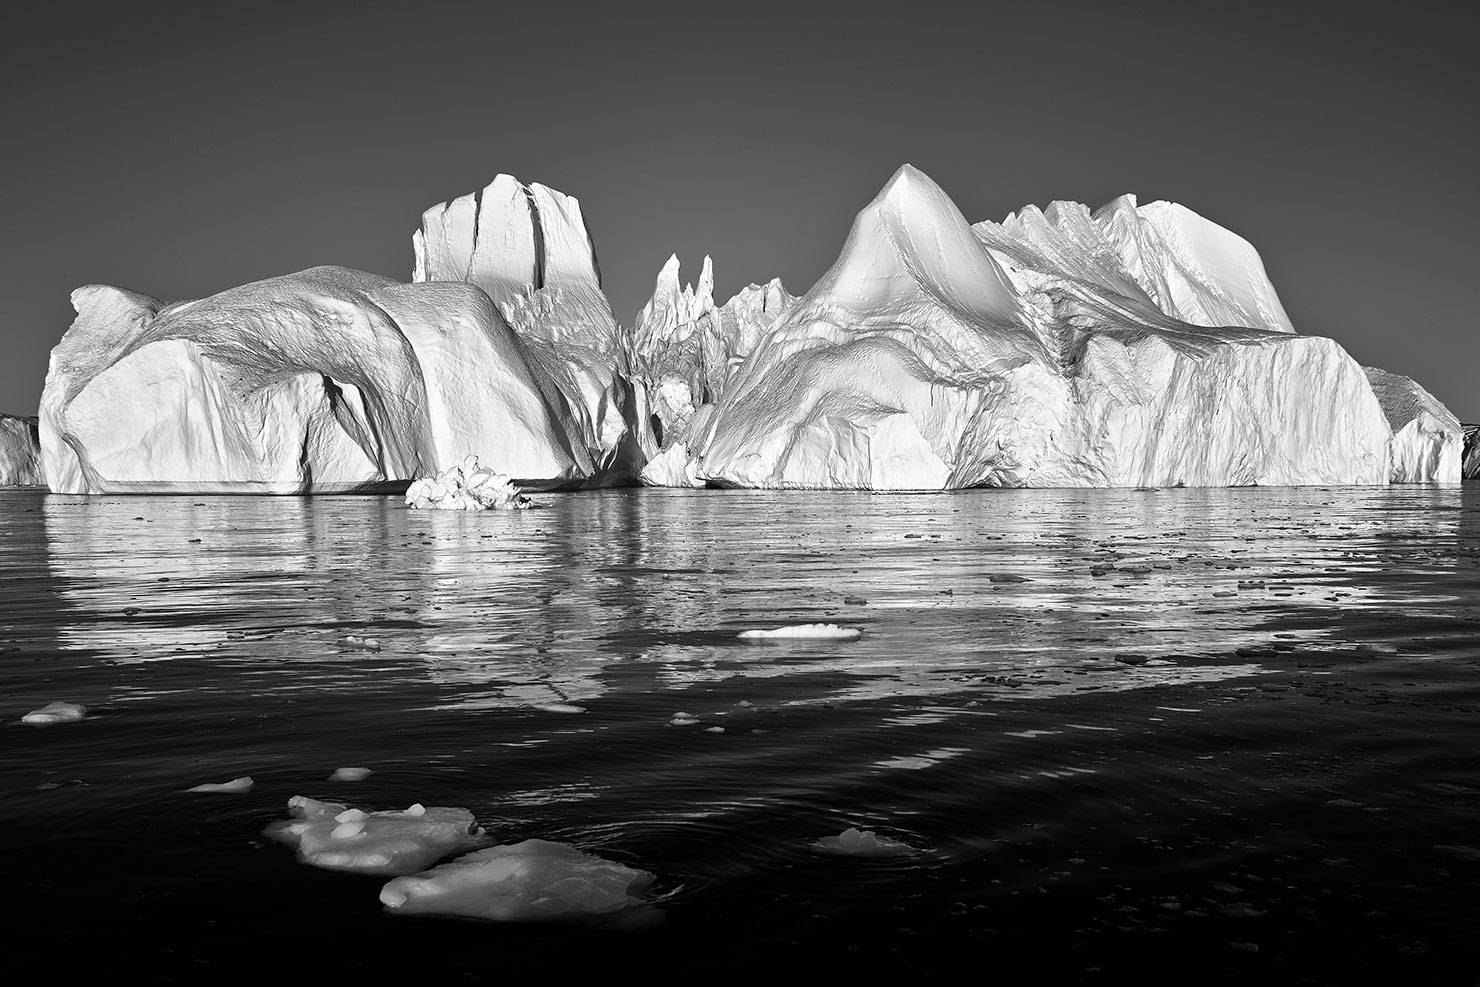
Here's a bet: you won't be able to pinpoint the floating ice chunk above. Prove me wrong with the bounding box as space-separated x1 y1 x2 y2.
406 455 533 511
188 776 254 793
328 767 373 782
813 826 917 857
668 712 699 726
21 701 87 725
738 624 862 641
379 839 654 922
343 635 382 651
536 704 586 714
266 796 481 875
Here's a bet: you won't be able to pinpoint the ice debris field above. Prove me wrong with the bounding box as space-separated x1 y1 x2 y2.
5 165 1475 495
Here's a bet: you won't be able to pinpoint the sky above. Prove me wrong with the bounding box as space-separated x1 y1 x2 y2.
2 0 1474 420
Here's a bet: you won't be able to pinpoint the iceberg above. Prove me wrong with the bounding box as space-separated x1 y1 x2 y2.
0 414 43 486
187 776 254 793
646 166 1453 488
813 826 917 857
629 255 796 485
39 269 588 495
1363 368 1463 482
21 701 87 725
405 454 533 510
414 174 638 481
738 623 863 641
1465 424 1479 481
266 796 482 875
379 839 654 922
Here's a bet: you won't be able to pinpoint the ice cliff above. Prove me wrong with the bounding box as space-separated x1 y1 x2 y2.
646 166 1459 488
0 414 43 486
1464 424 1480 481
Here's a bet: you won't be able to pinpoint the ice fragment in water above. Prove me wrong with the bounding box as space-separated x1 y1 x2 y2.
406 456 533 511
328 767 372 782
188 776 254 793
266 796 480 875
813 827 916 856
738 624 862 641
379 839 654 922
21 701 87 725
343 635 382 651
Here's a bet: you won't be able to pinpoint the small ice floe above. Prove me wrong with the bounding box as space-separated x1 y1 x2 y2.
328 767 372 782
988 573 1031 583
188 776 254 793
21 701 87 725
812 827 917 857
536 704 586 714
379 839 654 922
669 712 699 726
405 455 532 511
738 624 862 642
266 796 482 875
343 635 382 652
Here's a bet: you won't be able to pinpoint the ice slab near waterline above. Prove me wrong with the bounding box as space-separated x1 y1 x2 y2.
379 839 654 922
266 796 482 875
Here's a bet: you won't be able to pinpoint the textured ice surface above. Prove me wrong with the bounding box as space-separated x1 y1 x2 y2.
1364 367 1462 482
406 455 532 510
813 827 917 856
266 796 481 875
413 174 635 482
21 701 86 725
0 414 43 486
738 624 863 641
39 270 583 494
646 165 1454 489
188 776 254 793
379 839 654 922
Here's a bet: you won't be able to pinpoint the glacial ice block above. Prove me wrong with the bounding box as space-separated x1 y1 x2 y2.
266 796 482 875
738 624 863 641
405 455 532 510
813 827 917 857
188 776 254 793
672 165 1399 489
379 839 654 922
0 414 43 486
21 701 87 725
1364 367 1462 482
38 268 590 494
1464 425 1479 481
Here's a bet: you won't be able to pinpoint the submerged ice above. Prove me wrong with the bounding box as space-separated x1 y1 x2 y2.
31 165 1466 492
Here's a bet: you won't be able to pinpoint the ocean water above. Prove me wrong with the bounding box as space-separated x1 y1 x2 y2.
2 486 1477 983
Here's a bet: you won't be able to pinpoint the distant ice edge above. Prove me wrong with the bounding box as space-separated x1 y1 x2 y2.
35 165 1465 493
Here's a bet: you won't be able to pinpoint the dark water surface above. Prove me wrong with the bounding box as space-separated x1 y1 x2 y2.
2 486 1477 984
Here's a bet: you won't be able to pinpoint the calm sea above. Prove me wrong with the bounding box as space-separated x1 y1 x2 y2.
2 486 1477 984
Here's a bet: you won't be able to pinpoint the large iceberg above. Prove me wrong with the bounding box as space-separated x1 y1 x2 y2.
646 165 1457 488
33 164 1463 493
39 268 586 494
0 414 43 486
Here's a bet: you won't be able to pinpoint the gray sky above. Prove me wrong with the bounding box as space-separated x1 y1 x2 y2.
2 1 1473 419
